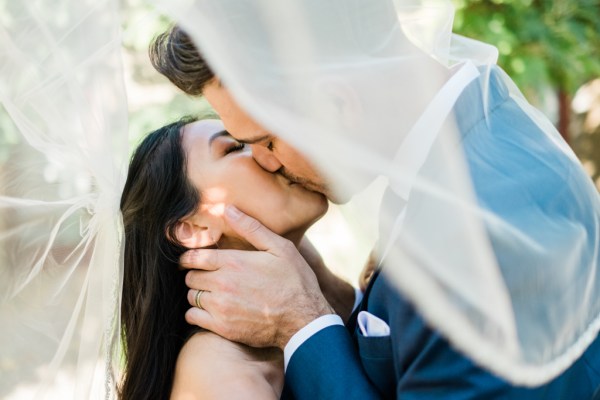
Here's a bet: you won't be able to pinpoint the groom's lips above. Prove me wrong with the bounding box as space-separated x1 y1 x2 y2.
274 170 295 185
275 171 295 187
278 170 307 188
276 169 323 195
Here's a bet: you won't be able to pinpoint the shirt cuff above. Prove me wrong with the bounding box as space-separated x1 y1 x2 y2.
353 287 364 311
283 314 344 370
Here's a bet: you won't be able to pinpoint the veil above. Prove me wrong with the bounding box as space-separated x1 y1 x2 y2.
1 0 599 398
154 0 600 387
0 0 126 398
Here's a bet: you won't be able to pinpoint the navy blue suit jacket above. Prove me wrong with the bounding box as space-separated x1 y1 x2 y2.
284 67 600 399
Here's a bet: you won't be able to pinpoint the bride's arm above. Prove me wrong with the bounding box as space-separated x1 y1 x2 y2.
171 331 283 400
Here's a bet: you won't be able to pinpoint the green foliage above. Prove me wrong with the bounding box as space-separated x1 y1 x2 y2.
453 0 600 96
121 0 205 149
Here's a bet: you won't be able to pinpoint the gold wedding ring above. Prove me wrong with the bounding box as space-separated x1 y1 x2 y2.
195 290 205 310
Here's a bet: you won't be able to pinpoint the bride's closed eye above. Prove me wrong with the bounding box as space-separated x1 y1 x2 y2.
224 142 245 155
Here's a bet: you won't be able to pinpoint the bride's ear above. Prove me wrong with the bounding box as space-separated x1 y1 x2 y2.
173 214 222 249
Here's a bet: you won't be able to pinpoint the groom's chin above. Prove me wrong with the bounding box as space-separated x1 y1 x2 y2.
325 183 357 205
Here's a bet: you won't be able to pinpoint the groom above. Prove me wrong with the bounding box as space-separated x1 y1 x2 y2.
151 26 600 399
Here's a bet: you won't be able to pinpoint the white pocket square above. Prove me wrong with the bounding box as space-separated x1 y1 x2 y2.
357 311 391 337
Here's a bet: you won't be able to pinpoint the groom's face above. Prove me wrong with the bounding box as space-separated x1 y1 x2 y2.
203 80 347 204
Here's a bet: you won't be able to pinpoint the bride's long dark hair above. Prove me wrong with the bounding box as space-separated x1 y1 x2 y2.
119 116 199 400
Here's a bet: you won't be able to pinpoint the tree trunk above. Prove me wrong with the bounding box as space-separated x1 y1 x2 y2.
557 89 571 144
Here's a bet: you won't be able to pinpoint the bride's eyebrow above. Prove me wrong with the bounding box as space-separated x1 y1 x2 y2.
238 134 271 145
208 130 231 148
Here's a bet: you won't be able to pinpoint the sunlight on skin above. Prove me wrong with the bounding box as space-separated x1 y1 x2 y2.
196 177 383 285
201 187 226 219
205 202 226 217
201 187 228 206
194 185 372 287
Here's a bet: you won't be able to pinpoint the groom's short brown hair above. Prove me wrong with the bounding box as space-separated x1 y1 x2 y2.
149 25 215 96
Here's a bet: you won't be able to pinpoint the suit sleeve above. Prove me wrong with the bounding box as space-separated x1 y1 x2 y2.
284 324 382 399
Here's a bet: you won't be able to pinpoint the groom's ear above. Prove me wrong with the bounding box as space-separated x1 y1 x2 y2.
173 214 222 249
318 77 362 128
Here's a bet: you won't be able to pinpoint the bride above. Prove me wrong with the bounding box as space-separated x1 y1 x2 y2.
119 117 352 399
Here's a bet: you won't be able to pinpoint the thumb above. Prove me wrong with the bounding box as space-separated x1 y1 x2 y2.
224 205 285 251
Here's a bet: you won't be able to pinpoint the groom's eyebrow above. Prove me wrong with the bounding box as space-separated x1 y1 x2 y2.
208 130 231 147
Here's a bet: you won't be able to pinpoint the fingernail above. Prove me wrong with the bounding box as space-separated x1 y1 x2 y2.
226 205 241 220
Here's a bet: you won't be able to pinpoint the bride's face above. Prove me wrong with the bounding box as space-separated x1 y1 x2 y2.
181 119 328 245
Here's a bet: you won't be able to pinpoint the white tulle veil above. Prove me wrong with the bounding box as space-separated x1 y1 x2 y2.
152 0 600 386
1 0 600 398
0 0 126 398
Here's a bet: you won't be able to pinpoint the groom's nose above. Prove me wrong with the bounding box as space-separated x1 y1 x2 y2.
251 144 282 172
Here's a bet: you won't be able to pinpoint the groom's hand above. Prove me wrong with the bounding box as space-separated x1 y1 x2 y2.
298 237 356 322
180 205 334 350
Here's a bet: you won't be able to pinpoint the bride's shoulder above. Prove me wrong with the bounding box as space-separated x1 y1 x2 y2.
181 330 240 356
171 331 283 399
174 330 245 377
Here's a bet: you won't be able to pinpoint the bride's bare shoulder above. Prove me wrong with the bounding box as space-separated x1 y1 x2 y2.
179 330 240 358
170 331 283 400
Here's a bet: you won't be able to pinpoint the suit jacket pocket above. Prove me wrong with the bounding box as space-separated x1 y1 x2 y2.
356 331 396 397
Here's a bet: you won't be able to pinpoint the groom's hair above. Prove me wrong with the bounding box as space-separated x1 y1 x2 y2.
150 25 215 96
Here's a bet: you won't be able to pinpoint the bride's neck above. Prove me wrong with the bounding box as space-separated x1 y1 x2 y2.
284 230 305 248
218 228 306 251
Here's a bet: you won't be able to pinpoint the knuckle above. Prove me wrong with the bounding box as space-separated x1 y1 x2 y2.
215 276 233 293
227 257 243 272
244 218 262 234
214 297 226 313
212 295 228 314
219 322 238 341
280 238 296 254
182 250 198 265
219 324 232 339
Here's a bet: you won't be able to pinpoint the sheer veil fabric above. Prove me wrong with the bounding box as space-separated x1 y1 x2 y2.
0 1 126 398
1 0 599 398
155 0 600 387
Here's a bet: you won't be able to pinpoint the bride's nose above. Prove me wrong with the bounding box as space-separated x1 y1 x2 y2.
250 144 282 172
